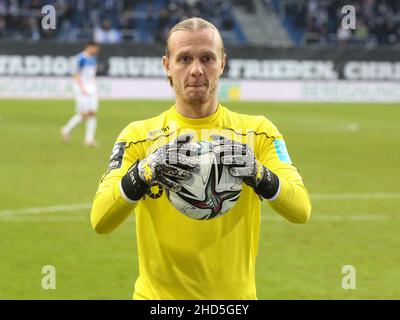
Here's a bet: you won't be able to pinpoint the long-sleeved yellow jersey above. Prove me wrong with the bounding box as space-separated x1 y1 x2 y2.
90 104 311 300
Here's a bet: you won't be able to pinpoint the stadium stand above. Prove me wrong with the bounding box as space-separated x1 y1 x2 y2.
0 0 398 48
271 0 400 47
0 0 246 44
233 0 290 46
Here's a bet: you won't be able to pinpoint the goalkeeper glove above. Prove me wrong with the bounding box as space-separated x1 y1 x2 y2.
120 134 199 201
211 135 280 200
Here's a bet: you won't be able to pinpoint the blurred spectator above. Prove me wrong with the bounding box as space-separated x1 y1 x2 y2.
94 19 121 43
337 26 352 47
354 21 369 41
0 17 6 37
23 17 41 41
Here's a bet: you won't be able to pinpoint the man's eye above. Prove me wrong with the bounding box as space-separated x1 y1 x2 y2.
179 56 192 63
202 56 211 63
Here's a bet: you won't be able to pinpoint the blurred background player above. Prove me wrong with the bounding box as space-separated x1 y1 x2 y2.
61 41 100 147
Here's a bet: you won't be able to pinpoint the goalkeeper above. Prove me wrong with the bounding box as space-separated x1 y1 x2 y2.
90 17 311 300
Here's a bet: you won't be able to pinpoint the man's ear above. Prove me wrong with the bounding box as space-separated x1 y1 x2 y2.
162 56 171 77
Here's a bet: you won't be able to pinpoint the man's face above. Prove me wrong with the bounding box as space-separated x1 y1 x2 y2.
163 29 226 105
87 45 100 56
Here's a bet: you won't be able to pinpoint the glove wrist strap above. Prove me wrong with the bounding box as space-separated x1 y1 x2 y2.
120 160 148 201
253 166 280 200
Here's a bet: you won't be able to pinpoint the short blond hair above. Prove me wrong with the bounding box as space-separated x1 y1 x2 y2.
165 17 226 57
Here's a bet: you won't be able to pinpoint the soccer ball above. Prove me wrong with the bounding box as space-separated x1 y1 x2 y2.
167 141 243 220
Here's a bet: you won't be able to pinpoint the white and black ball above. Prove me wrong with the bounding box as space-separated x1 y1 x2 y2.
168 141 242 220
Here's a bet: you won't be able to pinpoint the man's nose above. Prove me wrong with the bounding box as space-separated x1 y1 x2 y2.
190 59 204 77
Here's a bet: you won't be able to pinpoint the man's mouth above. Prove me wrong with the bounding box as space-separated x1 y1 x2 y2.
186 81 207 87
186 83 207 87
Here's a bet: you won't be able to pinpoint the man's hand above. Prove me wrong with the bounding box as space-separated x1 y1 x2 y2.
211 135 280 200
120 134 199 202
211 135 263 187
137 133 199 192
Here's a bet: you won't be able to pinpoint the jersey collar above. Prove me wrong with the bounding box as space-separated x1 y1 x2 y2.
170 104 224 127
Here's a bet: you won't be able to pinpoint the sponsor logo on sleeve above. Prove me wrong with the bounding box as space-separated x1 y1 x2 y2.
273 139 292 164
108 142 126 170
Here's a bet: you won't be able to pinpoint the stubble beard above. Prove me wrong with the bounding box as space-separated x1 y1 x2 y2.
174 81 218 106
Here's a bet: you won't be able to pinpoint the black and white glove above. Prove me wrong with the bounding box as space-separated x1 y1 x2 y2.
120 134 199 201
211 135 280 200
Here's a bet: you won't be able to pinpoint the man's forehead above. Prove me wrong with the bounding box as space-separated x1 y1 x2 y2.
168 29 222 55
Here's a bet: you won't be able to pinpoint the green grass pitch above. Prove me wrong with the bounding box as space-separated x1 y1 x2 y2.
0 99 399 299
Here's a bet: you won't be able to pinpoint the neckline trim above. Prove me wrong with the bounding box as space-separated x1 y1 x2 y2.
170 104 223 126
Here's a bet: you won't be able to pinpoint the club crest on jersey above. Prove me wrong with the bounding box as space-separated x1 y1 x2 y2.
108 142 126 170
147 184 164 199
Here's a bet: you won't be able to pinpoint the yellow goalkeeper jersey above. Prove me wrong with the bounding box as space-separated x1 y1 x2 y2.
90 104 311 300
